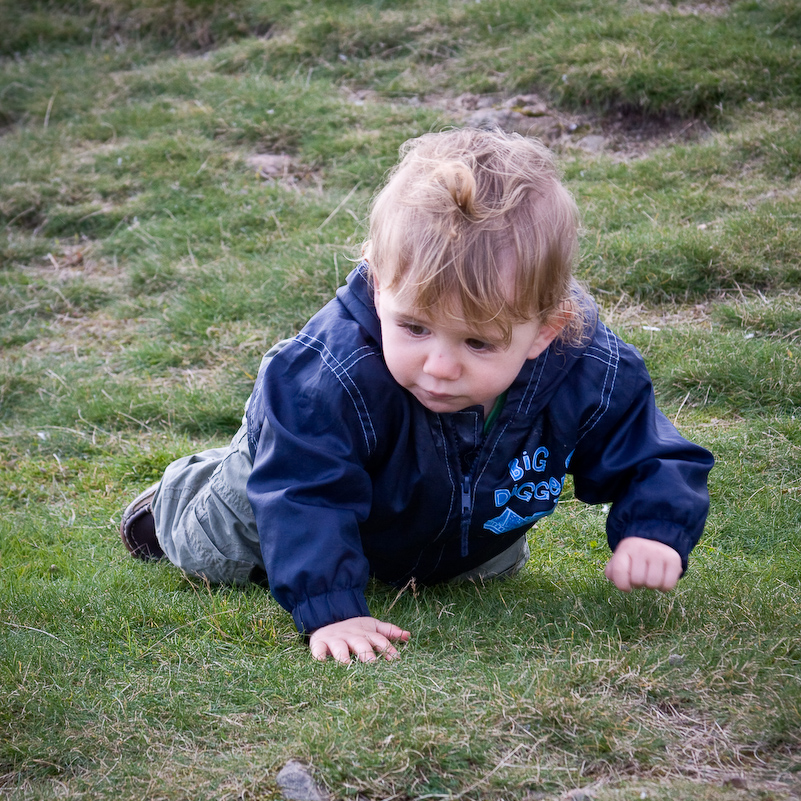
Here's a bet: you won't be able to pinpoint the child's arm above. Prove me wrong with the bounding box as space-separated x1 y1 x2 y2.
568 330 714 578
309 616 411 664
604 536 683 593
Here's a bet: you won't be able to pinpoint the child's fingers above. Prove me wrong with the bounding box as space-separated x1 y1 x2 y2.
309 617 410 663
351 636 381 662
606 538 683 593
309 634 390 664
312 635 371 664
634 550 682 591
309 636 339 662
628 553 651 589
309 631 352 664
604 551 633 592
372 620 411 643
363 632 404 661
608 550 663 592
642 559 671 591
660 558 682 592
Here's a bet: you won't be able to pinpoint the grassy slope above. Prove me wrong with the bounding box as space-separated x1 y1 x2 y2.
1 1 800 799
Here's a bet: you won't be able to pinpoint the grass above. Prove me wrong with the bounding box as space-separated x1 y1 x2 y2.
1 0 801 799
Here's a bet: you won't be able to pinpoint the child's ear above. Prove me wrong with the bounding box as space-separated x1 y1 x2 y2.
526 309 570 359
525 322 560 360
526 303 574 359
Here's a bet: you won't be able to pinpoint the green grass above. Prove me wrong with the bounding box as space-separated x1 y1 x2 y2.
2 1 801 799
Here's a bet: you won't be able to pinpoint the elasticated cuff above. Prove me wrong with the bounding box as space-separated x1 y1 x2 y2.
291 588 371 634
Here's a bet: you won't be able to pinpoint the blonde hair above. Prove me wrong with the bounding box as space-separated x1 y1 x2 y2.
365 128 588 346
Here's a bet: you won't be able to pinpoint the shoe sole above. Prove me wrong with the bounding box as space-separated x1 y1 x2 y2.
120 482 163 560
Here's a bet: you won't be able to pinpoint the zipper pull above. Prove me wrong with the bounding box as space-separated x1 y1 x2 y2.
461 476 472 515
460 476 472 557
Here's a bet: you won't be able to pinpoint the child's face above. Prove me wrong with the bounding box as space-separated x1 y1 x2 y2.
374 284 557 415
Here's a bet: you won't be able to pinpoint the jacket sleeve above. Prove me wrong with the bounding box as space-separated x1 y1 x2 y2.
246 341 379 633
567 335 714 571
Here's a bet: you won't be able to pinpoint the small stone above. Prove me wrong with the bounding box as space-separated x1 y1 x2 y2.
575 134 606 153
455 92 480 110
503 94 549 116
246 153 294 178
276 761 330 801
511 93 547 108
668 654 685 666
519 103 549 117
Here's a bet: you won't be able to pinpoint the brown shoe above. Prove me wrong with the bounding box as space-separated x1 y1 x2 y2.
120 483 164 561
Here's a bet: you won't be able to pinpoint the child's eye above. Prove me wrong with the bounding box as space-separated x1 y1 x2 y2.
401 322 428 337
465 338 495 352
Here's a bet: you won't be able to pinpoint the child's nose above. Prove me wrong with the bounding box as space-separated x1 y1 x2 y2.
423 346 461 381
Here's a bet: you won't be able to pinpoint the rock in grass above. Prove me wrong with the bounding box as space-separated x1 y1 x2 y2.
246 153 295 179
575 134 606 153
276 761 330 801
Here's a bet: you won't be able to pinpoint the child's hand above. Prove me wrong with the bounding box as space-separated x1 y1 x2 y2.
309 616 411 664
604 536 682 593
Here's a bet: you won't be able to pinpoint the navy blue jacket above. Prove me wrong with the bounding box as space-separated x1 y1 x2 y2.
246 265 713 633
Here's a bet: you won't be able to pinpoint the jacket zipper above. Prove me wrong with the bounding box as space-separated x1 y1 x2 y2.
460 474 472 557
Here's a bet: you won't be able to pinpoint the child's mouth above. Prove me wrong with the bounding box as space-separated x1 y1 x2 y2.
420 388 456 401
417 389 462 410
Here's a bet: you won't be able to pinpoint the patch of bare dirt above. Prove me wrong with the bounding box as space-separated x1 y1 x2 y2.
631 0 732 17
21 239 124 291
599 298 715 333
405 92 711 160
244 152 322 192
21 310 140 358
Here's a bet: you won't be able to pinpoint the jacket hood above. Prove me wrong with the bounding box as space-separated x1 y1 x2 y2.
336 263 382 344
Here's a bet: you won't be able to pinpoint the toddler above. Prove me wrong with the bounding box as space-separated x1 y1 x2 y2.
120 128 714 664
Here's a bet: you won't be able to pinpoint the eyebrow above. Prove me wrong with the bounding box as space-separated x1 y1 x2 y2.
387 300 432 327
396 311 430 326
